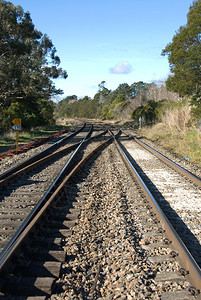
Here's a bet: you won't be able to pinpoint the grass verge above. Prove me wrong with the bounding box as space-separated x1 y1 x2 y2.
0 124 68 152
141 123 201 167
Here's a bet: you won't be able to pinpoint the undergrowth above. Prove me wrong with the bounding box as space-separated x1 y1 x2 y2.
141 124 201 166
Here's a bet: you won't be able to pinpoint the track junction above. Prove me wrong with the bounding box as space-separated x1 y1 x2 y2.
0 123 200 299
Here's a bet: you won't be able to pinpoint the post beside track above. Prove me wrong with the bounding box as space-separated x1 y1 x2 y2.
0 125 200 298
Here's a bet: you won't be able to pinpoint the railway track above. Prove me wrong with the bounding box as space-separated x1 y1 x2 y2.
0 126 200 299
0 123 87 177
0 124 108 252
120 131 201 267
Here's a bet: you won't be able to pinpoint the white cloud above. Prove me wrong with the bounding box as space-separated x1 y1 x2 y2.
110 61 132 74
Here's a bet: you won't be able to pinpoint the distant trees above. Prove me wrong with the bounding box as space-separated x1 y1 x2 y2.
131 100 162 124
130 81 149 98
0 0 67 132
56 96 101 119
56 81 149 120
102 94 129 120
162 0 201 118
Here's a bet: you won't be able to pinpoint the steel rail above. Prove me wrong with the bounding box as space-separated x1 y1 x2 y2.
114 137 201 298
0 126 109 265
0 123 86 181
0 134 113 275
0 127 108 187
0 142 79 187
121 130 201 187
0 125 93 265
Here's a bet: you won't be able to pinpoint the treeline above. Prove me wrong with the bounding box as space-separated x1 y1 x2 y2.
56 0 201 126
1 0 200 133
55 80 181 125
0 1 67 133
55 81 149 119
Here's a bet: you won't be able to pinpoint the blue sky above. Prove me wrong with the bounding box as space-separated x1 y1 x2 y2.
10 0 194 99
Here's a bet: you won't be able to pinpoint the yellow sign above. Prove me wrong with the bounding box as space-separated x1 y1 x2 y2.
12 118 21 125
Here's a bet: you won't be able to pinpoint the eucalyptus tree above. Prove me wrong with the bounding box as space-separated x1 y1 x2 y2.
0 0 67 130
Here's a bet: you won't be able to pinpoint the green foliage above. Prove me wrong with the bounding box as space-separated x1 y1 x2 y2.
190 94 201 122
109 94 125 109
101 105 109 118
130 81 149 98
162 0 201 110
55 81 168 122
37 99 55 125
93 81 149 107
154 100 173 121
131 106 144 121
0 0 67 133
106 94 128 120
55 96 101 119
131 100 174 124
106 110 112 120
55 80 149 120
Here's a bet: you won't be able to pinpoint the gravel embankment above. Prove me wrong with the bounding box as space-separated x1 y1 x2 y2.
135 133 201 178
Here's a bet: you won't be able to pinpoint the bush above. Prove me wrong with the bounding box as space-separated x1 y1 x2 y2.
131 100 158 124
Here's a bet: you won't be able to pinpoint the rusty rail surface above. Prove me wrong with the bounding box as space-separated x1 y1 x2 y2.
0 126 110 267
1 130 199 298
114 136 201 298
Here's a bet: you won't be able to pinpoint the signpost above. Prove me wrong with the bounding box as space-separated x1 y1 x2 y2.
12 118 22 148
12 124 22 130
139 116 142 129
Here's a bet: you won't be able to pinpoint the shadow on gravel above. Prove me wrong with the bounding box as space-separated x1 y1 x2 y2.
118 141 201 268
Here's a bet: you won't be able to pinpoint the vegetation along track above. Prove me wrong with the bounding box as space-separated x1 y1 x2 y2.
0 126 200 299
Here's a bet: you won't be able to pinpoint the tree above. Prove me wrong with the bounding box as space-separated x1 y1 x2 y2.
162 0 201 111
116 83 130 95
0 0 67 131
98 81 106 91
130 81 149 98
94 81 110 104
131 100 161 124
106 94 127 120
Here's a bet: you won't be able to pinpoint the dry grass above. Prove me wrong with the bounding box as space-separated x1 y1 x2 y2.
141 126 201 166
141 103 201 166
162 103 191 134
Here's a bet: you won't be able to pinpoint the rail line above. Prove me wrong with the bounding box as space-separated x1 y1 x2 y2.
0 128 113 297
0 123 86 179
118 130 201 268
0 125 109 254
114 133 201 298
0 125 200 298
122 130 201 187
